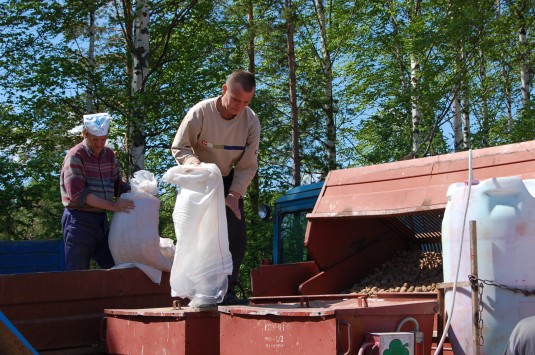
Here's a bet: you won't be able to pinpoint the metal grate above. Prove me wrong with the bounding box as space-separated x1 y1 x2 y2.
382 210 444 252
396 211 443 240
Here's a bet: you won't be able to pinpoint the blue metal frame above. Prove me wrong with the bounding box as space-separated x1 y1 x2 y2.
272 182 323 264
0 240 65 274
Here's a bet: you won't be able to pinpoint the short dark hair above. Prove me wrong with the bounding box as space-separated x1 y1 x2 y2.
226 70 256 92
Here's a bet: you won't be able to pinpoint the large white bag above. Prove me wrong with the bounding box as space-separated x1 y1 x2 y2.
109 170 175 283
162 163 233 307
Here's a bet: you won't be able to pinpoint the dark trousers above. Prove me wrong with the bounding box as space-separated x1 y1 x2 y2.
222 170 247 291
62 208 115 270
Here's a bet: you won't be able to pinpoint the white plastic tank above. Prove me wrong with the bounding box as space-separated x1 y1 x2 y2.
442 176 535 355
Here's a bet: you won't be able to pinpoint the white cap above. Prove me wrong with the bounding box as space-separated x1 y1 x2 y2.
83 113 111 136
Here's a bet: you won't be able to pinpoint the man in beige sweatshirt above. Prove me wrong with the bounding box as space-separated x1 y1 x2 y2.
171 70 260 305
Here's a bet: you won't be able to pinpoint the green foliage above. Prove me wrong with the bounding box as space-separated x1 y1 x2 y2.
0 104 67 241
511 107 535 142
0 0 534 297
354 110 413 165
155 185 176 241
233 173 287 297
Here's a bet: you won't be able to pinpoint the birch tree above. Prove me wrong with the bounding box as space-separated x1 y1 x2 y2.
514 0 531 111
452 88 462 151
461 48 471 150
313 0 336 171
452 46 470 151
128 0 150 172
408 0 422 155
87 8 97 113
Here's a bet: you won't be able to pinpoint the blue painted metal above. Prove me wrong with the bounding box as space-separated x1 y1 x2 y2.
272 182 323 264
0 240 65 274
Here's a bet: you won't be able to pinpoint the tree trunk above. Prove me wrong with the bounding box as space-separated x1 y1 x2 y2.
519 20 530 110
496 1 513 130
452 88 462 152
129 0 150 173
460 49 470 150
479 47 489 147
410 53 421 154
390 2 412 155
86 9 96 113
314 0 336 172
502 57 513 130
247 1 260 213
286 0 301 187
409 0 421 155
461 96 470 149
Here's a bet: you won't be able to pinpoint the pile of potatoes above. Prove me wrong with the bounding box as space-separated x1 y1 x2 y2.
349 250 443 295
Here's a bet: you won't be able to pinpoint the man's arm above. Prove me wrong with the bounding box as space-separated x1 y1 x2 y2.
171 110 203 165
225 191 242 219
86 193 134 213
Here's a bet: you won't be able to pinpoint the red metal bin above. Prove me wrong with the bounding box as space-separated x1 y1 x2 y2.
0 268 176 353
104 306 220 355
219 294 437 354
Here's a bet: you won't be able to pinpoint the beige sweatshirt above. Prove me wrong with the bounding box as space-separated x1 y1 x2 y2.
171 96 260 197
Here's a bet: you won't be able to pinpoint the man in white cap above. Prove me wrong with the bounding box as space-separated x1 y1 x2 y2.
60 113 135 270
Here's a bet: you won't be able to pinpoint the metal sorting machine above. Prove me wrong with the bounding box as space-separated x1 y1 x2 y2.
1 140 535 354
247 140 535 354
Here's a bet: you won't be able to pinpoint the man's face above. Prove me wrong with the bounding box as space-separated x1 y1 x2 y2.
221 83 255 117
85 131 108 157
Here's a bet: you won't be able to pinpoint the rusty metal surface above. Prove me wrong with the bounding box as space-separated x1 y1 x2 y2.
307 217 408 269
250 261 319 297
222 295 436 317
312 140 535 217
300 141 535 295
250 293 369 306
104 306 219 318
302 216 409 295
105 307 219 355
253 142 535 299
220 312 338 354
0 268 176 352
219 295 437 354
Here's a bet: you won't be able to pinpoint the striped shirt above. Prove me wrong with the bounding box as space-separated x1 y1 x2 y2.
60 140 130 212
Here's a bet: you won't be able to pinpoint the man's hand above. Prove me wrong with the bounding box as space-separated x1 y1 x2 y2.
185 157 201 166
114 198 135 213
86 193 135 213
225 192 241 220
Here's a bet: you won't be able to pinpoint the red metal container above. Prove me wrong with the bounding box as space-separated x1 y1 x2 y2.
104 305 219 355
219 294 437 354
0 268 176 353
252 141 535 298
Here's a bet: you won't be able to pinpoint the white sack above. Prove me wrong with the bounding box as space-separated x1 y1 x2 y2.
162 163 233 307
130 169 159 195
109 170 175 283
